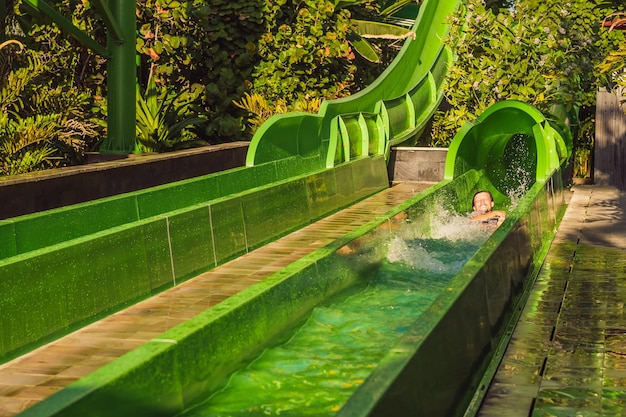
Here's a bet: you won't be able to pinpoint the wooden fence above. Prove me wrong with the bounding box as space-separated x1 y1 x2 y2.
595 87 626 190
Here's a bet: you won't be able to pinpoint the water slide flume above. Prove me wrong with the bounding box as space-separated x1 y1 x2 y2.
246 0 461 167
336 100 572 416
2 0 575 413
15 100 572 417
0 0 461 362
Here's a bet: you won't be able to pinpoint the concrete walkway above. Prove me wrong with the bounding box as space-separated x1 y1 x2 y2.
479 185 626 417
0 182 432 417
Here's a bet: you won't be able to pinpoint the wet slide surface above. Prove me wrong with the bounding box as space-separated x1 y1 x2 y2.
0 182 433 417
478 185 626 417
181 210 488 416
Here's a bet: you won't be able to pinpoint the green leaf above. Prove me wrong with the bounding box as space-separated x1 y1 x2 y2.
379 0 414 18
352 19 415 40
346 32 380 63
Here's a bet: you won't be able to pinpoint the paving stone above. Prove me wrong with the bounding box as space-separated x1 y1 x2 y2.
479 185 626 417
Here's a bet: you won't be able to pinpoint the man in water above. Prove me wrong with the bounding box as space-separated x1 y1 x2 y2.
468 190 506 229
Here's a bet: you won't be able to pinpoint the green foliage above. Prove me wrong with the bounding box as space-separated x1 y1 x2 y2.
350 19 415 63
597 12 626 90
136 0 266 142
2 0 417 168
233 92 322 132
0 50 98 175
379 0 414 18
599 46 626 87
135 75 206 153
425 0 622 147
251 0 358 105
13 0 107 104
332 0 416 64
248 0 407 116
572 114 595 178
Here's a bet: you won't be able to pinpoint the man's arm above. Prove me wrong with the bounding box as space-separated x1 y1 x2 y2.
470 210 506 226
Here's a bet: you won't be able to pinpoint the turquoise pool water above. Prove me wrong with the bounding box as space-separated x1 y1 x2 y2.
181 218 490 417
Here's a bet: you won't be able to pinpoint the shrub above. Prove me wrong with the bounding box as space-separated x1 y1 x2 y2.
0 49 99 175
423 0 621 147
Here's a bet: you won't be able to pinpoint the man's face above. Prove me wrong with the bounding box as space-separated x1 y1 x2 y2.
473 192 494 214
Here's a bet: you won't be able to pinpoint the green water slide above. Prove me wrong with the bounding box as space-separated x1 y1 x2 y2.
9 99 574 417
0 0 463 365
0 0 580 413
246 0 461 168
445 100 572 207
0 0 463 357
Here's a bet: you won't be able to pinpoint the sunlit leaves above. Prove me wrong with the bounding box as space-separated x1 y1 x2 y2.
0 51 98 174
427 0 622 146
135 76 206 153
252 0 358 104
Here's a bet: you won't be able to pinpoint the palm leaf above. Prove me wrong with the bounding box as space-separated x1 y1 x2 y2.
135 78 206 152
379 0 415 18
0 39 24 51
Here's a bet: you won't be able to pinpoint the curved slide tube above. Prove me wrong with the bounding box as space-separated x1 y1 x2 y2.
445 100 572 208
245 0 461 168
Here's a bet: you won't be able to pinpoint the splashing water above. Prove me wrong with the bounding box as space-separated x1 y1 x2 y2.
503 133 534 210
180 207 486 417
387 237 473 275
506 165 532 211
394 201 492 243
386 204 489 274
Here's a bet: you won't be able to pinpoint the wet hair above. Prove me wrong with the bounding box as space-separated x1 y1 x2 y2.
472 190 494 205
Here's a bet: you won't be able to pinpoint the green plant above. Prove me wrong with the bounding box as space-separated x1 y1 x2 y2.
597 11 626 92
573 148 591 178
252 0 357 106
250 0 412 108
135 75 206 153
233 92 322 133
0 39 23 51
136 0 266 143
0 50 98 176
572 115 595 178
7 0 417 150
427 0 621 146
337 0 416 63
232 93 288 132
13 0 108 124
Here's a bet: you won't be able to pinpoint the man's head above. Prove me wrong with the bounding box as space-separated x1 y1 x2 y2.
472 190 494 215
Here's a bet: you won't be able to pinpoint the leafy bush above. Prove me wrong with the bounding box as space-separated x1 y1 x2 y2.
572 115 595 178
233 92 322 133
238 0 407 131
136 75 206 153
136 0 266 142
423 0 622 147
0 48 99 176
597 11 626 91
3 0 408 161
251 0 358 106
